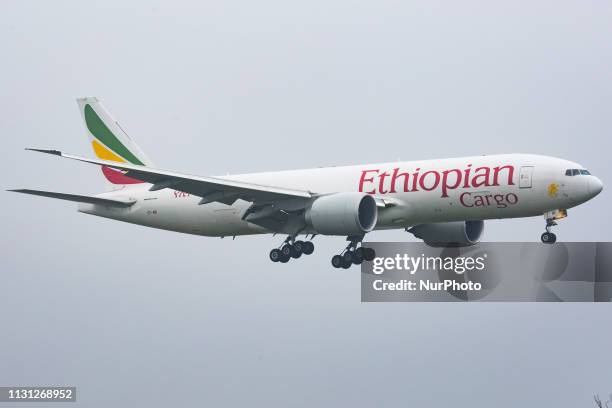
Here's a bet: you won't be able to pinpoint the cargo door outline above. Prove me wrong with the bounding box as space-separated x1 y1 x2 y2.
519 166 534 188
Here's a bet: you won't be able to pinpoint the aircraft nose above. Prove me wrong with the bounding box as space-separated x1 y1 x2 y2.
588 176 603 197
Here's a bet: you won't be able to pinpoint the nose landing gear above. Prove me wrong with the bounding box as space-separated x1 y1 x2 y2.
269 236 315 263
541 219 557 244
331 236 375 269
541 209 567 244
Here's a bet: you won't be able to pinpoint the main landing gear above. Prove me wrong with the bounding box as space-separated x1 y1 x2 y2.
269 236 315 263
331 236 376 269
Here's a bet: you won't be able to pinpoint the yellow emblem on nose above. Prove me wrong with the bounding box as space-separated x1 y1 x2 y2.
547 183 559 198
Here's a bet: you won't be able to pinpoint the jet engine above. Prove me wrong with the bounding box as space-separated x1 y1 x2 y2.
407 220 484 247
305 192 378 236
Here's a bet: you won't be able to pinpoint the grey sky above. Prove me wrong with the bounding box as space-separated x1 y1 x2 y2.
1 1 611 407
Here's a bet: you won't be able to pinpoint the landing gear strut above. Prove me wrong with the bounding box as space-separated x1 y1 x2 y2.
540 209 567 244
541 219 557 244
331 235 375 269
269 236 315 263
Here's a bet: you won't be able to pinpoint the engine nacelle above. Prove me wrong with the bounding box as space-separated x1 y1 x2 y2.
305 192 378 236
408 220 484 247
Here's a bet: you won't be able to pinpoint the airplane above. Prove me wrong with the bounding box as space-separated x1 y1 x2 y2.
9 98 603 268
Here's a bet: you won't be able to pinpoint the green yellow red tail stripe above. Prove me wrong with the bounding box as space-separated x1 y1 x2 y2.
84 104 144 165
84 103 145 184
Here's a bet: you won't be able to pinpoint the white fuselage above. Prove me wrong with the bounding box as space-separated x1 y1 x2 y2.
78 154 602 237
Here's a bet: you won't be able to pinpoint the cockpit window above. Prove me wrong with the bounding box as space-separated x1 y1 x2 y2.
565 168 591 176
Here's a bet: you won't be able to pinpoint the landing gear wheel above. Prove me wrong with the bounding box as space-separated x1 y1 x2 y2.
332 234 369 269
293 241 304 254
290 244 302 259
281 245 292 258
269 249 282 262
331 255 344 268
362 247 376 261
351 250 363 265
302 241 315 255
541 232 557 244
279 254 290 263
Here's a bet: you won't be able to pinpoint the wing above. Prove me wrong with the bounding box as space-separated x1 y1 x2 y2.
21 149 400 235
27 148 313 206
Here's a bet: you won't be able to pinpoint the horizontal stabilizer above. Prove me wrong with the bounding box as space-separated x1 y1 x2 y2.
8 189 135 207
25 148 62 156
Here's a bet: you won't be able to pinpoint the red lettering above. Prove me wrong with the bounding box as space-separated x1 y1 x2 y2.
506 193 518 204
460 192 473 207
359 169 379 194
463 164 473 188
378 171 390 194
389 168 411 193
493 165 515 186
412 168 420 191
471 167 491 187
419 171 440 191
358 163 515 198
441 169 462 197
